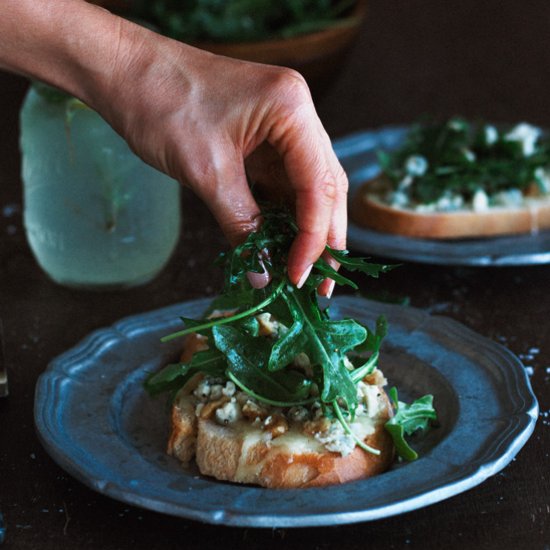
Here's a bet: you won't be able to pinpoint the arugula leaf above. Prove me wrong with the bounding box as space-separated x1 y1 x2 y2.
384 387 437 460
378 117 550 204
131 0 360 43
326 249 396 278
155 205 394 412
144 348 226 397
356 315 388 354
161 280 284 342
148 204 437 459
280 288 366 411
312 256 358 289
206 286 257 314
212 325 312 404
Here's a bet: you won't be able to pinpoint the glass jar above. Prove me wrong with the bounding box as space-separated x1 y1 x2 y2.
20 83 181 290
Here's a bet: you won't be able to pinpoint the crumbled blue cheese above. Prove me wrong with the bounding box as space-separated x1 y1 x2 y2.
414 202 437 213
436 192 464 211
356 382 382 417
484 125 499 146
311 402 324 420
388 190 410 208
193 378 214 400
404 155 428 177
448 118 467 132
222 380 236 397
215 398 242 425
287 406 310 423
504 123 541 156
314 421 356 456
193 377 233 401
413 193 463 213
461 148 476 163
472 189 489 212
493 189 523 207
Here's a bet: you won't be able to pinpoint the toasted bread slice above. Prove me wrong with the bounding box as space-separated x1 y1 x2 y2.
352 175 550 239
168 376 394 489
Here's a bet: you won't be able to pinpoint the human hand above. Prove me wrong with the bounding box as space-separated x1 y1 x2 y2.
87 20 348 295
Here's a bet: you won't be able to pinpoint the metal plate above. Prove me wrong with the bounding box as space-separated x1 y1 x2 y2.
334 127 550 266
34 297 538 527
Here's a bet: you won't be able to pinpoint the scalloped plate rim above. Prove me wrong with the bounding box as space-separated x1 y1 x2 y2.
34 297 538 527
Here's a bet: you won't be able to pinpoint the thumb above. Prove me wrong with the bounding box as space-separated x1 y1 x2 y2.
193 158 262 248
198 164 272 289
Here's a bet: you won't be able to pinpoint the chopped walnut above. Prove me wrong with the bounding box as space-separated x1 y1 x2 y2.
263 414 289 438
256 313 280 337
364 368 387 387
303 417 331 437
524 182 541 197
292 352 314 377
198 397 230 420
181 333 209 362
287 406 310 423
242 399 270 421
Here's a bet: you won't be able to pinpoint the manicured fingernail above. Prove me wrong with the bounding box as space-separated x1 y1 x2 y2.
296 264 313 289
247 269 271 289
326 280 336 299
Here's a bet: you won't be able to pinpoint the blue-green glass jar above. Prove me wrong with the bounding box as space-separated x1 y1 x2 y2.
20 83 181 289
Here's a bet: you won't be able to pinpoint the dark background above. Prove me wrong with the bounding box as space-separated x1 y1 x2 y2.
1 1 549 549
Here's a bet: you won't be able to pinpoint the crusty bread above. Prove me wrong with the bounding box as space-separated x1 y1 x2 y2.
352 174 550 239
169 385 394 488
167 329 395 488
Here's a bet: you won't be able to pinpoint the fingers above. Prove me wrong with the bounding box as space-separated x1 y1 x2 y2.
270 108 348 288
246 135 348 296
317 165 348 296
317 199 347 297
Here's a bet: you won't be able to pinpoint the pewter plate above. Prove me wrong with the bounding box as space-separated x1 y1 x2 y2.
334 126 550 265
34 297 538 527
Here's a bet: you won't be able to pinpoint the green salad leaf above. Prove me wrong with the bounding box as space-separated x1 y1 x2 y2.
384 387 438 460
212 324 313 405
130 0 360 43
145 348 226 397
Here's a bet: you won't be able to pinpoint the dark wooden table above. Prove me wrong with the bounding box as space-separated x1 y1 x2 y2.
1 1 549 548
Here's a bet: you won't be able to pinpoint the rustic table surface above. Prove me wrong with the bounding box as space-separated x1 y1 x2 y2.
1 1 549 549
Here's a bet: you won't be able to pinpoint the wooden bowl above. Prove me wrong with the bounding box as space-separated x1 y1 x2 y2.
193 0 367 95
90 0 367 96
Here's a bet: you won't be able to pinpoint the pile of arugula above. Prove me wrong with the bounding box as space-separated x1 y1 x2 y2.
131 0 360 43
379 117 550 205
145 207 436 460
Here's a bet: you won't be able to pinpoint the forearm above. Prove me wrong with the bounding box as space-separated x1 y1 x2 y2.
0 1 158 108
0 0 118 101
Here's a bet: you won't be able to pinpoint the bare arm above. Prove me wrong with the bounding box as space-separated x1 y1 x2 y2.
0 0 348 294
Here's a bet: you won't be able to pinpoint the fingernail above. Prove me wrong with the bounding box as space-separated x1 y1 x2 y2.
296 264 313 289
326 279 336 299
246 256 272 289
247 270 271 289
